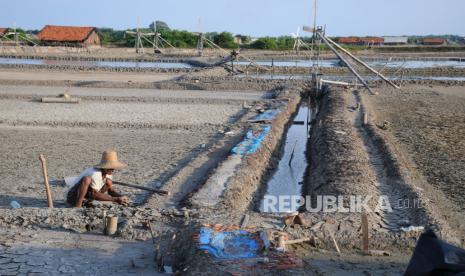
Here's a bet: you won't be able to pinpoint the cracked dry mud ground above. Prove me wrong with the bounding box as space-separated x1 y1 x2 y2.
0 228 161 275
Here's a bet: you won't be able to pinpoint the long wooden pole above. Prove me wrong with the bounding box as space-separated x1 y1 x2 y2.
39 154 54 208
316 31 374 94
325 37 400 89
112 181 169 195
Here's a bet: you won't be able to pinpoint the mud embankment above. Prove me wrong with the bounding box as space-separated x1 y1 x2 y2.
360 90 465 246
300 87 462 251
220 91 302 212
0 75 296 92
235 65 465 77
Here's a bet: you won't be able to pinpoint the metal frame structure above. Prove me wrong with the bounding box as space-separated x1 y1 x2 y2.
126 21 176 54
306 0 399 95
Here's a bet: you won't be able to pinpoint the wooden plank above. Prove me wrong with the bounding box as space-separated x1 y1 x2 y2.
112 181 169 195
41 97 80 103
361 213 369 254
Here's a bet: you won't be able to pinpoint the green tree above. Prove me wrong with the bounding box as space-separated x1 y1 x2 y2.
213 32 237 49
251 37 278 50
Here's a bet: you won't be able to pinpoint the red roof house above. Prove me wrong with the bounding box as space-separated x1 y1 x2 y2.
422 38 447 45
0 28 9 37
38 25 100 46
338 37 361 45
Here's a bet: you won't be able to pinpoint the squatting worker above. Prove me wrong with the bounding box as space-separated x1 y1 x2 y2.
66 150 129 207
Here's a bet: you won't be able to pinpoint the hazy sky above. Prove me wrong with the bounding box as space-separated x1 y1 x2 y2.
1 0 464 37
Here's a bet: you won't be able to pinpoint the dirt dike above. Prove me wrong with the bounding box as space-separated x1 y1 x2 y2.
373 79 465 87
304 88 380 212
0 71 296 92
4 58 465 77
219 91 302 212
0 78 283 91
361 86 465 246
235 65 465 77
298 86 461 252
2 45 465 60
0 63 199 73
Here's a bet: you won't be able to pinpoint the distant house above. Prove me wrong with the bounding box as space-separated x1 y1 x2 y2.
337 37 384 46
383 36 408 45
422 38 447 45
0 28 9 37
360 37 384 46
38 25 100 47
337 37 361 45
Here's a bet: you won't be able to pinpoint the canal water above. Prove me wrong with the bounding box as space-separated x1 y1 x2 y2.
260 106 310 213
0 57 192 69
236 59 465 69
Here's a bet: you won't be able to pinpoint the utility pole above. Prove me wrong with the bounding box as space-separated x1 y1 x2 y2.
197 33 204 56
153 22 158 53
13 22 18 46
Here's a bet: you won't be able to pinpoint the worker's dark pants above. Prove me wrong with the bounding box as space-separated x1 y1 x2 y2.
66 180 92 206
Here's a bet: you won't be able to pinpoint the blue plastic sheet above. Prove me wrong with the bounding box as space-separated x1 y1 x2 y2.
198 227 261 259
250 109 280 123
231 125 271 156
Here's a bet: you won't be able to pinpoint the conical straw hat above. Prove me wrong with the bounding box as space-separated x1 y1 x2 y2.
94 150 127 170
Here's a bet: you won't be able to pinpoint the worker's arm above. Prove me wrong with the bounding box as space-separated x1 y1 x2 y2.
101 179 122 197
89 189 113 202
90 189 127 204
99 179 128 204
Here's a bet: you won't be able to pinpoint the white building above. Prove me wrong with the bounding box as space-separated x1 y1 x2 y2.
383 36 409 45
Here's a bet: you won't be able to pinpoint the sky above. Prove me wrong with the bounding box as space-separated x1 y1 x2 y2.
1 0 464 37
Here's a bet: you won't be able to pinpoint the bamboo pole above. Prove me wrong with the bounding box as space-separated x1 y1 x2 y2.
316 32 374 94
38 154 54 208
112 181 169 195
325 37 400 89
320 79 360 86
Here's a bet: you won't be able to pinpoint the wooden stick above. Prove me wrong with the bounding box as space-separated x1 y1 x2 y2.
284 237 311 245
41 97 80 104
361 212 369 254
320 79 356 86
39 154 54 208
241 214 250 229
331 235 341 256
102 210 107 234
112 181 169 195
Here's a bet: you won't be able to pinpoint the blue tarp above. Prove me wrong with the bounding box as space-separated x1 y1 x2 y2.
198 227 261 259
231 125 271 156
250 109 280 123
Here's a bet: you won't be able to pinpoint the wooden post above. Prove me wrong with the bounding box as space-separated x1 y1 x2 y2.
363 112 368 126
105 215 118 235
39 154 54 208
241 214 250 229
361 212 369 254
102 210 107 234
277 235 286 251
